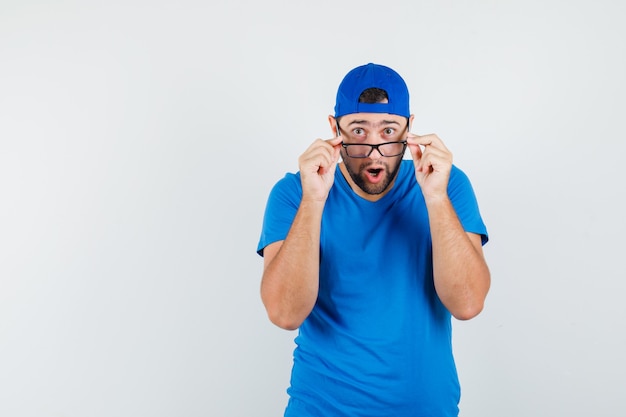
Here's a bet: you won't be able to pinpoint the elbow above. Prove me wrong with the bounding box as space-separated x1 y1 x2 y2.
451 301 484 321
261 281 315 331
265 307 304 331
452 270 491 321
261 294 307 330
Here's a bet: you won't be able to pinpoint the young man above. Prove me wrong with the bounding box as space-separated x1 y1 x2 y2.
257 63 490 417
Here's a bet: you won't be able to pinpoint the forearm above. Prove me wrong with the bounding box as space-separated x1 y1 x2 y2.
261 200 325 330
426 196 491 320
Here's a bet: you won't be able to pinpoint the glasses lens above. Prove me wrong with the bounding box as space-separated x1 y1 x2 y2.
345 145 372 158
344 142 406 158
378 142 406 157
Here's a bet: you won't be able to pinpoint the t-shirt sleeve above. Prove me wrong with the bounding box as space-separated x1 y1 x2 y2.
448 165 489 245
257 173 303 256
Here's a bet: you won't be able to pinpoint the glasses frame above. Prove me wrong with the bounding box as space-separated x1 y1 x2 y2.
337 121 410 158
341 140 408 158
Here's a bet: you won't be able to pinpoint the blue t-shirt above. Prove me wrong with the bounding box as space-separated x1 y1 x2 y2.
257 160 488 417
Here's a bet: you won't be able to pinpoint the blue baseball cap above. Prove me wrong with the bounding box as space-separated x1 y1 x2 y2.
334 63 410 118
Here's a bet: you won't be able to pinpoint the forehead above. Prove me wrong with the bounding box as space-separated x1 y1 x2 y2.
340 112 406 127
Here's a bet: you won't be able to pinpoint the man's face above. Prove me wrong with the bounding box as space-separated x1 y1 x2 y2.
335 113 409 196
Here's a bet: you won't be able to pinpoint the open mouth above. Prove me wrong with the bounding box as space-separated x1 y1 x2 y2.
367 168 383 178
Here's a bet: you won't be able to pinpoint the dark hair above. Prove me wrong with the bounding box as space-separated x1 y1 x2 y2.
358 88 388 104
335 88 394 126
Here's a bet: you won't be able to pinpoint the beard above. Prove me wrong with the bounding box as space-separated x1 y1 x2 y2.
343 156 403 195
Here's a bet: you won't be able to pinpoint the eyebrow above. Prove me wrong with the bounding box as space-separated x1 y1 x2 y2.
345 119 401 127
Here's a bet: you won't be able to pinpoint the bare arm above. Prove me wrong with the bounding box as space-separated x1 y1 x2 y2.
261 200 324 330
260 137 342 330
407 133 490 320
427 198 490 320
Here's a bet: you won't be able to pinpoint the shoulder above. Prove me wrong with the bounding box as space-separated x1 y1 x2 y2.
448 164 474 190
450 164 469 179
266 171 302 207
270 171 301 192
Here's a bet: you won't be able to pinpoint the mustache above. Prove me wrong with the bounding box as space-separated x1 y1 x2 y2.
358 160 389 171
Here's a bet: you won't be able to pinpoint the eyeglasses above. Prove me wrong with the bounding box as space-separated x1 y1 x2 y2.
341 141 408 158
337 120 409 158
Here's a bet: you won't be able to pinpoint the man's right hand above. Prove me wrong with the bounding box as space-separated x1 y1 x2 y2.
298 137 342 203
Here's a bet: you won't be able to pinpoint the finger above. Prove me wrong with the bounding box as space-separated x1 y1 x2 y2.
414 152 433 173
308 139 339 158
300 141 333 169
326 136 343 146
406 133 447 150
406 133 430 146
301 137 342 173
417 148 452 174
407 141 423 161
320 136 341 165
318 145 341 172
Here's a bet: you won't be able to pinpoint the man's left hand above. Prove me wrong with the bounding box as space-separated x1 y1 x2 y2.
406 133 453 201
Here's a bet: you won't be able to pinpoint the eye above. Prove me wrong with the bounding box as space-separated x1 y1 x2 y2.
352 128 366 137
384 128 395 135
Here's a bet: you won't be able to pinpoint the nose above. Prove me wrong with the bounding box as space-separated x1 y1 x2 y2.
368 146 384 160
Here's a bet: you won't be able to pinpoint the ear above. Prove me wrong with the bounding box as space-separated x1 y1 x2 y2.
328 115 339 136
408 114 415 131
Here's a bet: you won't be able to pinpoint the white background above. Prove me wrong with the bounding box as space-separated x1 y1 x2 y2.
1 1 625 416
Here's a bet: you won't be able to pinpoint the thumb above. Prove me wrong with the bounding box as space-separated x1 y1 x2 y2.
327 136 343 146
328 136 343 162
407 142 422 161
